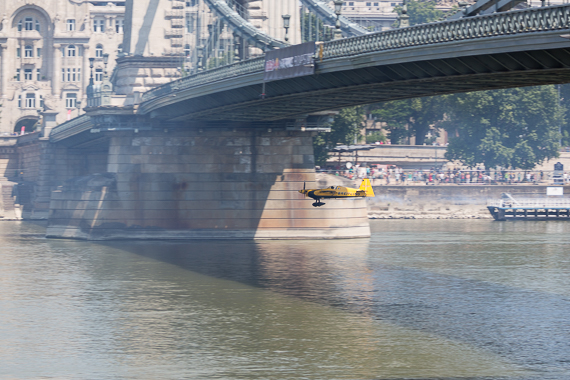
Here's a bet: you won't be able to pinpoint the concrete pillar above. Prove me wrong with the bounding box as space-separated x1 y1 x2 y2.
28 139 55 219
81 44 89 101
53 44 62 96
46 127 370 240
41 110 59 138
0 44 7 98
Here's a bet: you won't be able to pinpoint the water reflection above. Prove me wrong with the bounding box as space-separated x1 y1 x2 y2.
108 237 526 379
2 221 570 379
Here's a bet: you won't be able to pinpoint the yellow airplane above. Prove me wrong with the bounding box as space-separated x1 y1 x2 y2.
299 178 375 207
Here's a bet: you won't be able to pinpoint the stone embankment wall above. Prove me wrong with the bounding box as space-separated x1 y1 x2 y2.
0 137 20 220
316 173 568 219
0 137 19 180
47 129 370 240
0 133 51 220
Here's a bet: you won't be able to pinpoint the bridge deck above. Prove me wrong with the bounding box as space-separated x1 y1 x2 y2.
136 4 570 123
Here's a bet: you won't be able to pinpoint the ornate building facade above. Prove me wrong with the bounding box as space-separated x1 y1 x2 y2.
0 0 126 135
0 0 301 134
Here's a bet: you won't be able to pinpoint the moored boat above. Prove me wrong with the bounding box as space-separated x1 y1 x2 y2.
487 192 570 221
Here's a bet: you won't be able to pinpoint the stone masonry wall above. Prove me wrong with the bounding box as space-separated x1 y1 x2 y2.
368 184 570 219
47 128 370 240
0 146 18 180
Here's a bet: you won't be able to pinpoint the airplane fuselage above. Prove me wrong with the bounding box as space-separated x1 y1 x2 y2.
299 179 375 207
306 186 366 200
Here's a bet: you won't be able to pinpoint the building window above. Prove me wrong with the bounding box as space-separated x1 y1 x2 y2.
16 69 20 81
16 48 21 58
36 20 41 32
40 95 44 108
184 44 191 57
24 45 33 57
67 19 76 31
36 69 41 81
94 19 105 32
115 18 124 33
95 68 103 82
18 95 21 107
374 2 379 5
96 45 103 58
17 20 22 31
66 93 77 108
63 68 81 82
67 45 76 57
37 48 42 57
348 1 354 5
25 17 34 31
366 2 371 6
25 93 36 108
24 69 33 81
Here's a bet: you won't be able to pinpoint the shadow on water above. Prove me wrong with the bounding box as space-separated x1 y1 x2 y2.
97 233 570 377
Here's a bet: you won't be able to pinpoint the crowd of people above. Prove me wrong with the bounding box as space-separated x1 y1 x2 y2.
319 164 569 185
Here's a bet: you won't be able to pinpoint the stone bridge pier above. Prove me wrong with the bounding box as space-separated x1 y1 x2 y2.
46 124 370 240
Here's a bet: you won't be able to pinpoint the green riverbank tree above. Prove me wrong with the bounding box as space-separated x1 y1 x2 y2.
443 86 563 170
557 83 570 146
370 96 445 145
313 106 365 167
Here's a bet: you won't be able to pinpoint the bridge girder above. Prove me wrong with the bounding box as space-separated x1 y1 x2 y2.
141 30 570 123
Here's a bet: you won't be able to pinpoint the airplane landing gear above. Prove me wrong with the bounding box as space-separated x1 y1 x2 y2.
312 201 325 207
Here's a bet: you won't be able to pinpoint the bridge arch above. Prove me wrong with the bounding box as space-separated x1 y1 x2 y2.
14 116 40 134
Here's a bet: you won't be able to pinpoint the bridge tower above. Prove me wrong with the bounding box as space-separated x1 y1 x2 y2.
113 0 301 103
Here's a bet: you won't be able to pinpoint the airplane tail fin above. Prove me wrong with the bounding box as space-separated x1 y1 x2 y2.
359 178 375 197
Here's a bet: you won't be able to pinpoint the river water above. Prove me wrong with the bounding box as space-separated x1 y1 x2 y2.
1 220 570 380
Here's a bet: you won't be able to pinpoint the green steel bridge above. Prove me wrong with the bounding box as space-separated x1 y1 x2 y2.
139 4 570 120
52 4 570 142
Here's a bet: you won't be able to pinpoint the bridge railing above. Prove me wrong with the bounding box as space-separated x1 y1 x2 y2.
142 56 265 101
322 4 570 59
142 4 570 103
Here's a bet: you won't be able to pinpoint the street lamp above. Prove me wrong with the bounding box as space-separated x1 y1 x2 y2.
102 53 109 77
88 57 95 83
197 45 204 71
233 33 240 63
333 0 343 40
86 57 95 106
399 0 409 28
282 14 291 42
